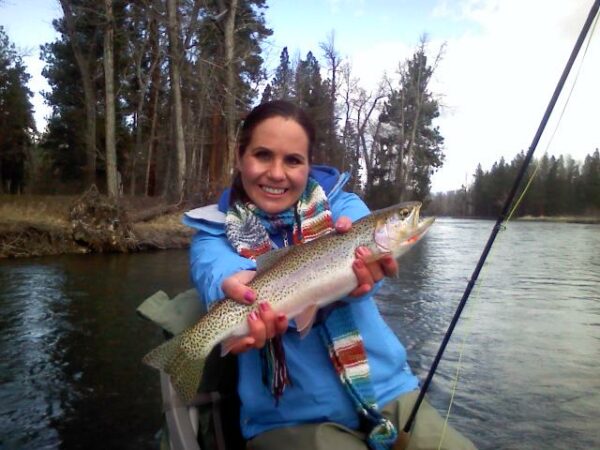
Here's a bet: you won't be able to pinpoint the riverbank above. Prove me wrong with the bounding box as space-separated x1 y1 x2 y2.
0 194 194 258
439 214 600 224
3 195 598 258
516 215 600 224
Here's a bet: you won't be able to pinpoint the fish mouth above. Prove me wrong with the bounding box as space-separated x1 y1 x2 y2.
374 202 435 254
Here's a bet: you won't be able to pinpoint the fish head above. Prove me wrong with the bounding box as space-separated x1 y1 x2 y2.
372 201 435 259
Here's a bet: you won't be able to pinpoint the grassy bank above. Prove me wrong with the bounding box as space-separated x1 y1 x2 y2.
0 194 194 258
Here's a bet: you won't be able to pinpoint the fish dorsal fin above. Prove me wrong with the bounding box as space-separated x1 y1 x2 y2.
296 304 318 339
255 246 293 275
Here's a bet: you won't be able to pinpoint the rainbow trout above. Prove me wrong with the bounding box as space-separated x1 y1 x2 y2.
143 201 434 402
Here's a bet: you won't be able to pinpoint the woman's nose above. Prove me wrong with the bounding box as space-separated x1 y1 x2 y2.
268 161 285 180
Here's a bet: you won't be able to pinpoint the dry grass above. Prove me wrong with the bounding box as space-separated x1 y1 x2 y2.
0 195 72 228
0 194 194 257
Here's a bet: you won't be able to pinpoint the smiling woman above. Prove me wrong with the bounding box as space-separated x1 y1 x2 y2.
236 116 311 214
229 100 315 212
180 100 476 449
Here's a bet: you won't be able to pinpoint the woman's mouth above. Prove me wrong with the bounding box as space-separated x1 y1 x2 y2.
260 185 287 195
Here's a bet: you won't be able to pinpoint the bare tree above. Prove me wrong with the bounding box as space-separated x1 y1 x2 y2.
356 87 386 188
104 0 118 198
166 0 186 199
320 31 342 167
223 0 239 181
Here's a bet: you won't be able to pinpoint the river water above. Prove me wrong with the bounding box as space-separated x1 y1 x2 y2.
0 219 599 449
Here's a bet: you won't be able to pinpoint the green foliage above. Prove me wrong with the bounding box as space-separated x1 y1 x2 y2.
263 46 294 101
366 41 444 208
35 0 272 196
261 47 341 167
0 26 35 193
429 150 600 218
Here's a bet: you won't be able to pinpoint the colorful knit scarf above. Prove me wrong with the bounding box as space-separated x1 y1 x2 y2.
225 177 397 449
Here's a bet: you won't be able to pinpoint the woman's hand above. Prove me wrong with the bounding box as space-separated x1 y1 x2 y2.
335 216 398 297
221 270 288 354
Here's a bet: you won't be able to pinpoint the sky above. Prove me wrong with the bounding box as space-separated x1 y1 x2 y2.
1 0 599 192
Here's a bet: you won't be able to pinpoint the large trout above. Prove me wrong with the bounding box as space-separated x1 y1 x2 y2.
143 201 434 402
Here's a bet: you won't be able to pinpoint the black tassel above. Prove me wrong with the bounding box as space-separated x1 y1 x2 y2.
259 336 291 405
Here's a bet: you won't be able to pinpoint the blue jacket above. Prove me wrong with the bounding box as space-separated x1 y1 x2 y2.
184 165 419 439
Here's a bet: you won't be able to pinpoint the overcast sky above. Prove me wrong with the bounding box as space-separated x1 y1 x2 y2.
1 0 598 192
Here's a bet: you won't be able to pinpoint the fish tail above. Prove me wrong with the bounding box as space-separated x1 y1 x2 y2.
142 334 206 402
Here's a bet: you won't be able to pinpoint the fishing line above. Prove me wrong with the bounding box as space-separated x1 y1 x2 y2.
507 8 599 222
437 26 595 438
436 15 600 442
401 0 600 440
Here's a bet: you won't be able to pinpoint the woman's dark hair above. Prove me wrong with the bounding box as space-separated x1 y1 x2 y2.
230 100 316 206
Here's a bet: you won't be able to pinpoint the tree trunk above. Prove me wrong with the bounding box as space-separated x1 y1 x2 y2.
145 84 159 197
321 32 340 167
59 0 98 190
145 11 161 197
167 0 186 199
104 0 118 198
223 0 238 183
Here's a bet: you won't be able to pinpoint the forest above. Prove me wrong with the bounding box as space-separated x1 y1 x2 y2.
428 150 600 218
0 0 444 211
0 0 597 218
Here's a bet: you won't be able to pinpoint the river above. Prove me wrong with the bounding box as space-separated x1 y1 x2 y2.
1 219 599 449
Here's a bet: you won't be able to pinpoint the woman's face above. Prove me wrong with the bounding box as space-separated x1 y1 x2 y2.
237 116 310 215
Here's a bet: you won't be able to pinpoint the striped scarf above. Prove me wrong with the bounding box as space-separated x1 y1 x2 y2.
320 308 398 449
225 177 397 449
225 178 333 258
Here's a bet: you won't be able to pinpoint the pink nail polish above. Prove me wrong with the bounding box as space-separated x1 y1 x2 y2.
249 311 258 320
259 301 269 312
244 291 255 302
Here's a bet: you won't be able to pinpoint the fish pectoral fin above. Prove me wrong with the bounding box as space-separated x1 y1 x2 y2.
361 250 392 264
296 304 318 339
220 336 240 357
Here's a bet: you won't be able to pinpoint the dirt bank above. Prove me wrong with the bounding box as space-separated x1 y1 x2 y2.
0 192 195 259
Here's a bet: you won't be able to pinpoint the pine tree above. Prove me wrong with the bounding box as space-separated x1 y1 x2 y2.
295 51 331 164
268 47 294 101
581 149 600 212
367 40 444 207
0 26 35 193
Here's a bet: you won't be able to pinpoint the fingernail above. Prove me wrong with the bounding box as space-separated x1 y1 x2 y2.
259 301 269 312
358 247 370 257
277 314 286 321
244 291 255 303
354 260 364 269
249 311 259 321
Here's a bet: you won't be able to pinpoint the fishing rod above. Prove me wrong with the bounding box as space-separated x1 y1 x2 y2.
401 0 600 439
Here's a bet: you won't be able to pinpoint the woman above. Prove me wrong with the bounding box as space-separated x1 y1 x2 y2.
184 100 475 450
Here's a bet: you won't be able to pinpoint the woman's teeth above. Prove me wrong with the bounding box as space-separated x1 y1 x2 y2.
262 186 286 195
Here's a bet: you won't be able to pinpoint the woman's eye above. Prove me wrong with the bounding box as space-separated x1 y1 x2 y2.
253 150 271 161
285 156 304 166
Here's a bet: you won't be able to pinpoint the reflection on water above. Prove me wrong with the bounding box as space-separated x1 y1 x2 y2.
379 219 600 449
0 220 599 449
0 251 192 449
